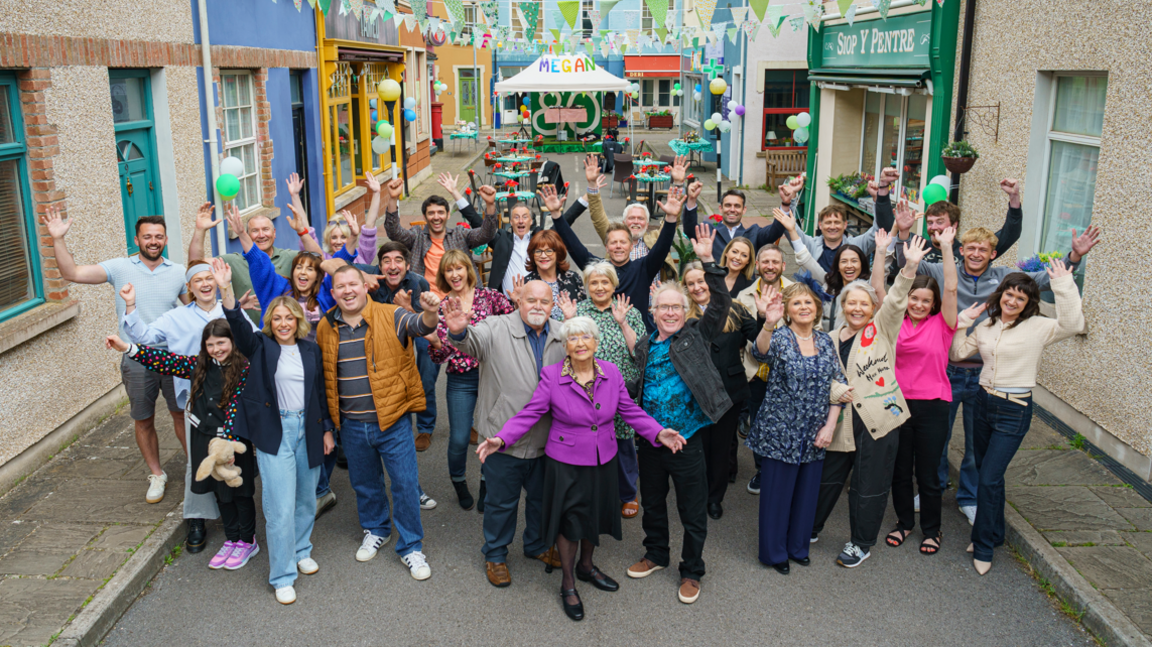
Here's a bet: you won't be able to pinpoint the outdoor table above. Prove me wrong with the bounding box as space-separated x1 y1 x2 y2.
495 190 537 202
636 159 664 170
448 130 479 152
495 155 534 164
634 173 670 214
494 170 531 180
669 139 713 168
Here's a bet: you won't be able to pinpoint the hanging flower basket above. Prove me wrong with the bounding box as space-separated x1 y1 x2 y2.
941 140 979 174
942 156 977 174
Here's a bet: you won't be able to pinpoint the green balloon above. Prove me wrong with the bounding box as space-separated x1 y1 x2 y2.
376 121 393 139
785 115 800 130
923 183 949 206
215 173 240 200
703 119 716 131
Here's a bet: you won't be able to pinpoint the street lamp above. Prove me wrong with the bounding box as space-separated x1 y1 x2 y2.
377 76 403 193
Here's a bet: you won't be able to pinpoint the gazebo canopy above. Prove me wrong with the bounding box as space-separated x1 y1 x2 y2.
494 55 630 94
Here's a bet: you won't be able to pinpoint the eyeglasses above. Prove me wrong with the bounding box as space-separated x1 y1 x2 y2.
654 304 684 313
533 249 556 257
567 334 595 343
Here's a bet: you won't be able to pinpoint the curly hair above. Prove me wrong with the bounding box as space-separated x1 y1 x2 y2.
189 319 247 412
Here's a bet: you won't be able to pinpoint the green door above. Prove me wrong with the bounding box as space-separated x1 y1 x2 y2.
458 69 477 125
110 70 162 255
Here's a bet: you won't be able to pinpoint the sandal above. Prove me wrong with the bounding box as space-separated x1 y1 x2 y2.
621 500 639 519
920 536 941 555
885 528 912 548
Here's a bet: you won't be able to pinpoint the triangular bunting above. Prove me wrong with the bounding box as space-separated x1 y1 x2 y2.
643 0 669 30
587 9 602 31
788 15 804 31
748 0 769 22
443 0 465 23
556 0 581 30
836 0 853 18
522 1 540 37
877 0 892 19
599 0 621 16
729 7 747 24
694 0 717 31
845 3 858 25
726 26 738 43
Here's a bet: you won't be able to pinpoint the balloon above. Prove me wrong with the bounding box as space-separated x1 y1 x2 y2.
377 78 402 102
673 83 681 91
734 105 745 117
719 120 731 133
797 112 811 128
785 115 800 130
693 92 702 101
369 98 377 109
727 100 737 110
631 91 639 99
709 77 727 95
923 183 949 206
215 173 240 200
694 83 702 92
219 156 244 178
404 108 417 122
794 126 809 143
929 175 951 189
404 97 417 110
711 112 722 123
370 109 378 121
703 119 716 131
376 121 393 139
372 136 390 154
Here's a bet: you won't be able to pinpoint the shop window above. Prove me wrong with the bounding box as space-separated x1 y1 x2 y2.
221 71 261 213
326 62 354 193
0 74 42 321
761 70 809 150
683 74 704 125
642 0 674 30
1036 75 1106 255
641 80 654 106
857 89 929 200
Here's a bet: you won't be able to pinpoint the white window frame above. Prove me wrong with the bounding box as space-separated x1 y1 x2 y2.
642 0 674 30
683 73 703 126
220 70 261 214
462 4 477 39
581 0 594 38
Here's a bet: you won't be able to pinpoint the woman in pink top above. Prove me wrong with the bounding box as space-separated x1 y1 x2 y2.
883 226 958 555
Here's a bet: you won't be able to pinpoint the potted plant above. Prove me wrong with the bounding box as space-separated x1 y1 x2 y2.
604 110 621 128
647 109 675 130
942 140 979 174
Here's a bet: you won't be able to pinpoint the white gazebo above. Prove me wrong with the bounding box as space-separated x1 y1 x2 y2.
495 54 631 141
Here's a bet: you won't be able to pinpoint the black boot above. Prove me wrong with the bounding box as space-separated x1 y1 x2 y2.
453 480 474 511
185 518 206 553
477 480 487 513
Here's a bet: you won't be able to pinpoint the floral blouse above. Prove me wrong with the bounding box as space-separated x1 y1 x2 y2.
561 356 605 400
575 300 645 439
745 327 848 465
526 269 587 321
131 345 248 440
430 287 515 374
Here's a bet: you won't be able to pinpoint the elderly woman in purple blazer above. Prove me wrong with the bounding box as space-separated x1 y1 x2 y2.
478 316 685 622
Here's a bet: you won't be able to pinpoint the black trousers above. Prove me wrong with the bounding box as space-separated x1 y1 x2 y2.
218 495 256 544
638 430 708 580
748 378 768 471
812 412 900 549
702 406 742 505
892 399 950 539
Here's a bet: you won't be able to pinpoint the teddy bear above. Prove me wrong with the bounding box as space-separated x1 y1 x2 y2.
195 438 247 488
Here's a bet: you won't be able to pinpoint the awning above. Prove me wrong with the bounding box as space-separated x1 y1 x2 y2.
495 55 629 93
624 55 680 78
808 68 930 89
338 47 406 62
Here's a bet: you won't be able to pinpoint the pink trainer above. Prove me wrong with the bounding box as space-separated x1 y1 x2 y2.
224 540 260 570
209 541 235 570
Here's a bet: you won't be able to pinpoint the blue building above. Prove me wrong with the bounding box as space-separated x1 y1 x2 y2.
679 4 747 178
193 0 325 255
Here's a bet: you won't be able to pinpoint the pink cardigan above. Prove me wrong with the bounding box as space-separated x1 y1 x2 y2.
497 359 665 467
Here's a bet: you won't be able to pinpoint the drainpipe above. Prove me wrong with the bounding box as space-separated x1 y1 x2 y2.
737 0 747 187
949 0 977 204
197 0 226 256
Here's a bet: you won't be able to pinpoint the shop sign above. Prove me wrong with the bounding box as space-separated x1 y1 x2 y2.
326 7 400 46
821 11 932 68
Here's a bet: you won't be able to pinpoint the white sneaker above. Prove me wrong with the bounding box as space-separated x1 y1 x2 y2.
297 558 319 575
959 505 977 526
914 494 921 513
356 530 390 562
420 493 438 510
401 550 431 580
145 472 168 504
275 586 296 605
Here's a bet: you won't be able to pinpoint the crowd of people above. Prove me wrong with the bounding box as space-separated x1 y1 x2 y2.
48 150 1101 616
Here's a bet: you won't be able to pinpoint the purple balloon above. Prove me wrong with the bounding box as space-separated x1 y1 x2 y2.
734 105 746 117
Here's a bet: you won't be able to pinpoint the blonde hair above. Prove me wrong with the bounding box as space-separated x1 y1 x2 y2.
781 283 824 325
834 280 879 329
719 237 756 280
321 220 355 254
960 226 999 249
682 263 745 333
435 249 478 294
262 296 311 340
582 261 620 290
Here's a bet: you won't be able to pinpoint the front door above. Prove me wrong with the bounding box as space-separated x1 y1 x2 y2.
110 70 161 255
458 69 476 125
290 71 311 216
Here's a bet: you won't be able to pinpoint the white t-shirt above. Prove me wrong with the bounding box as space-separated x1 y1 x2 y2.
275 344 305 413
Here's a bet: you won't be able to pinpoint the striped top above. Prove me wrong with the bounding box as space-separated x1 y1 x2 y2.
333 307 435 423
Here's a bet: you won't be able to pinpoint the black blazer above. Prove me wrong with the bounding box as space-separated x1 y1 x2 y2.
224 305 333 468
705 303 759 404
463 200 586 292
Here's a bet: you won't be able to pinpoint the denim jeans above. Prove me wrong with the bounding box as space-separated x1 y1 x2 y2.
255 410 320 589
971 389 1033 562
315 430 338 498
480 451 546 563
445 369 480 482
938 365 982 508
341 416 424 557
413 336 439 435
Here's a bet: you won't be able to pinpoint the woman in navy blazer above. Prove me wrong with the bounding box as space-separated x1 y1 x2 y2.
216 260 334 606
478 316 685 622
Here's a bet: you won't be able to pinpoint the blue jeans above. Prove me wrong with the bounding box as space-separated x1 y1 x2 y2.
255 410 320 589
970 389 1033 562
938 365 981 508
445 369 480 482
413 336 438 435
315 432 338 498
480 451 546 563
341 416 424 557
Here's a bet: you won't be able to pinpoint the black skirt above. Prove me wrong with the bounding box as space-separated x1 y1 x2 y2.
189 428 257 501
541 455 622 547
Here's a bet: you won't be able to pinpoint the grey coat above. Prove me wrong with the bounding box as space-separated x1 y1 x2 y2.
629 262 734 423
452 312 567 460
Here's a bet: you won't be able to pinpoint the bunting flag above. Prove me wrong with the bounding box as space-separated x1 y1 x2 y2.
836 0 853 18
626 28 640 46
643 0 669 30
694 0 717 31
379 0 395 13
556 0 581 30
803 0 825 31
587 9 602 31
914 0 928 4
404 14 418 31
765 7 787 37
726 26 738 43
394 11 405 27
550 27 562 42
788 15 804 31
742 19 758 41
710 20 727 42
937 0 946 5
877 0 892 19
410 0 427 29
845 3 858 25
338 0 349 15
480 0 499 26
585 40 596 55
748 0 770 22
522 1 541 37
620 9 639 29
599 38 612 56
443 0 465 23
349 0 363 19
294 0 302 10
729 7 747 24
655 25 668 42
599 0 621 17
307 0 317 8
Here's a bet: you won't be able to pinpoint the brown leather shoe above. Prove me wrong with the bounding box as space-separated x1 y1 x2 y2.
626 558 664 579
534 545 561 569
470 427 479 445
678 578 701 604
486 561 511 587
621 500 639 519
414 432 432 452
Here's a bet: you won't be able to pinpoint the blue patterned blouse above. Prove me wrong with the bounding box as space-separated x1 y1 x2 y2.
745 327 847 464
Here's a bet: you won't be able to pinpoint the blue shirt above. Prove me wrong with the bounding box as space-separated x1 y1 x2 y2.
642 333 711 440
99 255 187 341
524 320 550 375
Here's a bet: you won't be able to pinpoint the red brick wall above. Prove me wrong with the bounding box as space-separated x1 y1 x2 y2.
19 68 69 302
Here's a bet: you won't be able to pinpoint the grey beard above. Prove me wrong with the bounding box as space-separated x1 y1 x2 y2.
526 312 548 326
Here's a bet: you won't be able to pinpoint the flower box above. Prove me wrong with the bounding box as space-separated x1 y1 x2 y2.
647 114 675 129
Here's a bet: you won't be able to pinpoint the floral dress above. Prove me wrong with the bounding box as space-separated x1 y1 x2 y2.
526 269 587 321
575 300 645 439
430 287 515 373
745 327 848 465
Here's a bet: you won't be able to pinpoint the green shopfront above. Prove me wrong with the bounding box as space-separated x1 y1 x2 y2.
802 2 960 230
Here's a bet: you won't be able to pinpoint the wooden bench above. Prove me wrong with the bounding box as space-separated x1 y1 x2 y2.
765 150 808 189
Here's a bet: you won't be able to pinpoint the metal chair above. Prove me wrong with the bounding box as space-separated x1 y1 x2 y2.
610 155 633 199
467 169 484 212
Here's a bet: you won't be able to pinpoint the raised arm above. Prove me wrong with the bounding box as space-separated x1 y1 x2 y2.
681 179 702 237
950 302 985 362
1043 260 1086 344
382 178 418 248
613 295 641 353
994 178 1024 257
869 168 900 234
40 204 118 284
106 335 198 379
875 237 926 337
489 372 555 453
546 184 593 269
187 202 223 263
356 172 382 264
583 155 610 244
643 187 685 282
443 297 494 361
938 226 959 328
464 184 499 248
757 182 802 245
752 285 783 357
691 225 732 339
871 227 892 303
213 259 262 357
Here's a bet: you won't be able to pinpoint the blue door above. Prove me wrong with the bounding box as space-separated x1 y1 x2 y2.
110 70 162 254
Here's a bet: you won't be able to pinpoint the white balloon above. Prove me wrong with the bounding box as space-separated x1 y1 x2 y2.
693 92 702 101
930 174 951 189
727 100 737 110
220 156 245 178
404 97 417 109
372 136 390 154
711 112 722 123
719 120 731 133
796 112 811 128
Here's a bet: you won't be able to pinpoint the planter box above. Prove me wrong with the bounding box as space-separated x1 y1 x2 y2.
604 116 619 128
647 115 675 129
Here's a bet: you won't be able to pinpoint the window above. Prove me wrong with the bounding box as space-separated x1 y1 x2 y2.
1038 75 1106 255
581 0 594 37
326 61 354 193
220 71 260 212
856 89 929 201
0 74 42 320
761 70 809 150
405 50 429 139
642 0 674 30
461 4 477 39
641 80 654 106
683 73 704 125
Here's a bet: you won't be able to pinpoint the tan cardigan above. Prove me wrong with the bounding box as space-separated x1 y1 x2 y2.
950 273 1084 390
736 276 795 380
827 271 915 453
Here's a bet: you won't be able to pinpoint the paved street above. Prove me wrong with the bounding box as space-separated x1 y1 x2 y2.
99 157 1094 647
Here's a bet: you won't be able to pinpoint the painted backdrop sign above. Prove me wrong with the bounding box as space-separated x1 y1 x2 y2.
820 10 932 68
